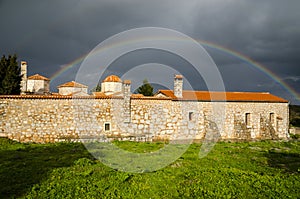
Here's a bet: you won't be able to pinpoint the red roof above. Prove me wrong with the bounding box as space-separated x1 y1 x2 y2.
0 90 288 103
131 94 144 98
28 74 50 81
156 90 288 103
57 81 88 88
92 92 107 97
0 95 123 99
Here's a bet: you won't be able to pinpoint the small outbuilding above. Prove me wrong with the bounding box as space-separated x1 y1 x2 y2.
26 74 50 94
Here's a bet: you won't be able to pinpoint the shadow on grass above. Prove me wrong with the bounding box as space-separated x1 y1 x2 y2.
0 138 93 198
265 149 300 173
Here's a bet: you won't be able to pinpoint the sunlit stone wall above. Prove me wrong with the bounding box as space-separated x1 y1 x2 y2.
0 97 289 143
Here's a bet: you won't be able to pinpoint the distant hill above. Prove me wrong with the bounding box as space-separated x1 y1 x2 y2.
290 105 300 127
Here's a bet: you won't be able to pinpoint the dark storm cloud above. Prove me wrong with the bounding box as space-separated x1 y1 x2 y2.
0 0 195 72
0 0 299 103
192 1 300 61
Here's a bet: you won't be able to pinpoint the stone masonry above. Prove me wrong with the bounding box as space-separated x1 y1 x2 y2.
0 95 289 143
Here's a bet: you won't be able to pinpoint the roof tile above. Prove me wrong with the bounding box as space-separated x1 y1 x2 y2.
156 90 288 102
28 74 50 81
103 75 122 82
57 81 88 88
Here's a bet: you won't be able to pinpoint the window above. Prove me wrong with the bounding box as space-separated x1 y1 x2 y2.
269 113 275 124
276 116 283 132
104 123 110 131
189 112 194 121
245 113 251 127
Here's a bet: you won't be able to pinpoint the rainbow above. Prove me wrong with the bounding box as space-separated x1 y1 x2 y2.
50 38 299 102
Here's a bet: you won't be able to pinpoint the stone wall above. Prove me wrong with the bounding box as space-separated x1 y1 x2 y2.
0 97 289 143
289 127 300 135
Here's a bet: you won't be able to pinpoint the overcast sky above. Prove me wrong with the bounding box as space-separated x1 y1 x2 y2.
0 0 299 104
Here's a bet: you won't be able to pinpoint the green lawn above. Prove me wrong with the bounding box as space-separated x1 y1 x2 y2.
0 138 299 198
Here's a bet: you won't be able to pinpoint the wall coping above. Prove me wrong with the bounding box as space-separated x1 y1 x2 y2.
0 95 289 103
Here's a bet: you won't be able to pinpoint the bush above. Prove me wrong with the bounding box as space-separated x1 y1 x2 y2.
290 133 300 139
290 118 300 127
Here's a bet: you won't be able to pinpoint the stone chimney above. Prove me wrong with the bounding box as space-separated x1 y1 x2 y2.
174 74 183 98
123 80 131 123
20 61 27 94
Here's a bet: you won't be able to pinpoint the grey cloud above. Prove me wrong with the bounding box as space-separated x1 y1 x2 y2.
0 0 299 103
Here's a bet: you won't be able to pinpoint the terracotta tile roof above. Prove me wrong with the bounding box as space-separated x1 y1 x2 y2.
28 74 50 81
156 90 288 103
92 92 107 97
57 81 88 88
0 94 123 99
123 80 131 84
174 74 183 79
0 90 288 102
103 75 122 83
106 91 124 96
66 91 90 96
130 93 173 100
131 94 144 98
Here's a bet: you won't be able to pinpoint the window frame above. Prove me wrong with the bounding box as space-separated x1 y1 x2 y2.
104 122 111 131
188 112 194 121
245 113 251 127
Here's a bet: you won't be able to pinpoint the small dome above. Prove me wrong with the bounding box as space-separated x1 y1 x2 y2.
103 75 122 83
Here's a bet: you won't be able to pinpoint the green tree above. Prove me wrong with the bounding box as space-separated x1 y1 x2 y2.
136 79 154 96
0 54 22 95
290 105 300 127
90 84 101 92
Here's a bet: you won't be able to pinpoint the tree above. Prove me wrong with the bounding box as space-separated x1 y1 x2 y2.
136 79 154 96
0 54 22 95
90 84 101 93
290 105 300 127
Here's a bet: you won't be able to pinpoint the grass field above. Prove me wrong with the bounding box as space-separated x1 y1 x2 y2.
0 138 299 198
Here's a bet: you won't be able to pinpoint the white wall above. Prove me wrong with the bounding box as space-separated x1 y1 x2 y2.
27 80 49 94
101 82 122 95
58 87 88 95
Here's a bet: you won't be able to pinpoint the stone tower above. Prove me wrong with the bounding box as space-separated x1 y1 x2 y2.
20 61 27 94
174 74 183 98
123 80 131 123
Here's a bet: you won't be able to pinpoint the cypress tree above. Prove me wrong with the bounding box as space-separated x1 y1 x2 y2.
0 55 7 94
136 79 154 96
0 54 22 95
90 84 101 92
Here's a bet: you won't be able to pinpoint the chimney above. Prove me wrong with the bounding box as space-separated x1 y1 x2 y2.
174 74 183 98
123 80 131 123
20 61 27 94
